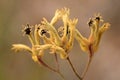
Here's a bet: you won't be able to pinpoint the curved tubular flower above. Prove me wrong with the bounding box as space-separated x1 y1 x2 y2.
75 29 89 53
50 9 62 25
61 8 70 42
75 14 110 79
12 43 38 62
50 8 70 45
41 18 62 46
50 7 70 25
12 44 32 53
96 23 110 46
66 18 78 52
88 15 110 53
75 14 110 55
34 24 41 45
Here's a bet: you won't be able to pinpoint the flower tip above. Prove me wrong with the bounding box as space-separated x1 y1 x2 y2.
11 44 20 52
94 13 103 22
104 23 111 30
87 18 94 27
22 24 32 35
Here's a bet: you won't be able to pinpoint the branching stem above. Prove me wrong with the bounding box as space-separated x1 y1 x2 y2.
67 57 82 80
37 56 65 80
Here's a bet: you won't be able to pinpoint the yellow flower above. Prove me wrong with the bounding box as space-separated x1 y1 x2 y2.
11 8 110 80
75 14 110 56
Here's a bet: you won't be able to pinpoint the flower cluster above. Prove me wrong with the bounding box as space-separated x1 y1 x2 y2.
12 8 110 80
12 8 78 61
75 13 110 57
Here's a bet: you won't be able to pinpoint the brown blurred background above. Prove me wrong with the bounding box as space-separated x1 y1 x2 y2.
0 0 120 80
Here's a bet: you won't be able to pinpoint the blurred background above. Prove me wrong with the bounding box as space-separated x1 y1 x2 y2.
0 0 120 80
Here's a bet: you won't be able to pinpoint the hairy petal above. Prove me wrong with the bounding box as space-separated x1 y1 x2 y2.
93 23 110 52
12 44 32 53
75 29 89 53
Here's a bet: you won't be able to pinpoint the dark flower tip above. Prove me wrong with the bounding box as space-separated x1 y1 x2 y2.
24 24 31 35
88 19 94 27
95 16 100 21
41 29 47 36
